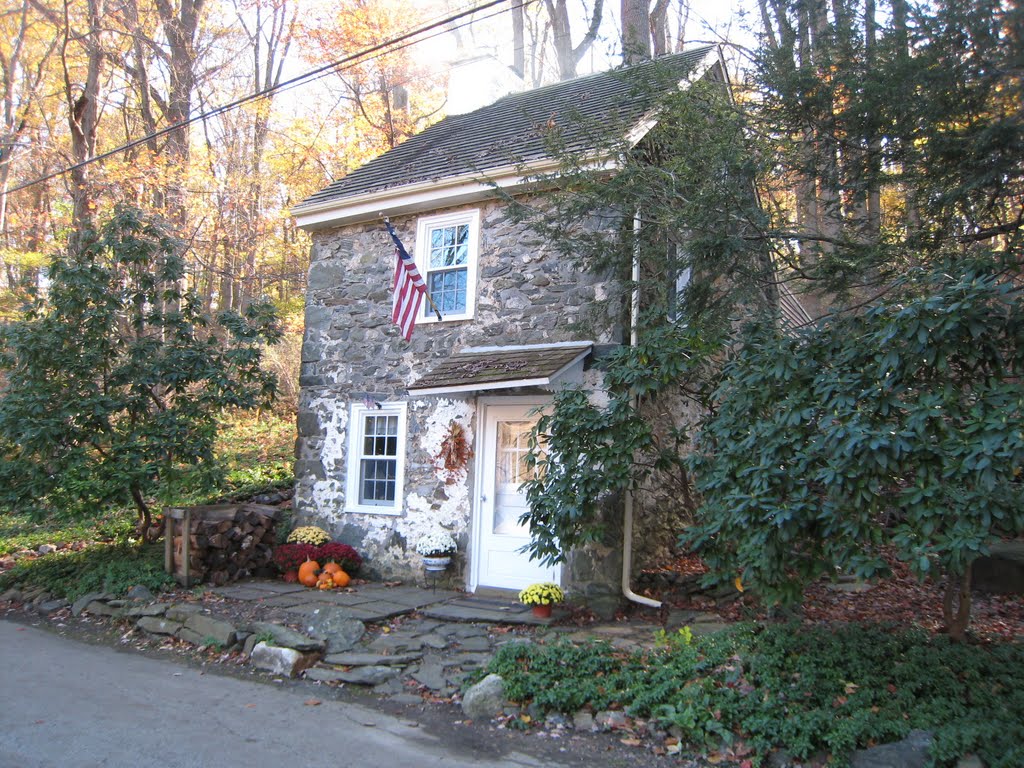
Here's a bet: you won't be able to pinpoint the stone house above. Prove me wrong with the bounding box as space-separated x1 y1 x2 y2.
291 47 767 604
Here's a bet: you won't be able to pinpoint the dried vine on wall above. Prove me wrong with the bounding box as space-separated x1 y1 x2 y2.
435 420 473 483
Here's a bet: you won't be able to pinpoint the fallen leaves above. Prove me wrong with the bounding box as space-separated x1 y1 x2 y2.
664 550 1024 642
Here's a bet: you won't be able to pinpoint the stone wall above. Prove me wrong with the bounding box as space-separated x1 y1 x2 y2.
632 391 707 571
295 197 621 587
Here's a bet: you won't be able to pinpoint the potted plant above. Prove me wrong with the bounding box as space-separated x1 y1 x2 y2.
518 582 564 618
415 531 457 571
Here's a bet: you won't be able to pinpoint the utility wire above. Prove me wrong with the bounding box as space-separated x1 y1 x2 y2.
8 0 528 196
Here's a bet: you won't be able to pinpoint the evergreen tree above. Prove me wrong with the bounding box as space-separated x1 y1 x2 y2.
0 207 281 539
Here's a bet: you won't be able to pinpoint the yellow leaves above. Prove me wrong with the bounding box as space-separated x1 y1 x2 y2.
734 576 744 593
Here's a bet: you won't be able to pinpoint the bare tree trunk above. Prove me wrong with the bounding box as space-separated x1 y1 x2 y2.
621 0 651 64
794 1 823 258
545 0 603 80
890 0 920 236
650 0 670 57
61 0 104 255
942 563 973 642
863 0 881 240
0 1 57 248
153 0 204 229
810 0 841 251
232 0 296 309
131 485 154 543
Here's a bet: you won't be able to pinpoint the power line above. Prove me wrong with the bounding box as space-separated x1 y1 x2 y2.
8 0 526 196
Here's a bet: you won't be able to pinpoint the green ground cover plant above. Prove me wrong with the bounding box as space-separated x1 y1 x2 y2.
486 624 1024 766
0 410 295 596
0 543 174 600
0 509 136 556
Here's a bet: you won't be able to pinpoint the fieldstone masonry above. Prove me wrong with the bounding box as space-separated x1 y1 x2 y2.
296 196 687 596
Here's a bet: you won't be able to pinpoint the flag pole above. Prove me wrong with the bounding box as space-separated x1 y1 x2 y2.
383 215 442 321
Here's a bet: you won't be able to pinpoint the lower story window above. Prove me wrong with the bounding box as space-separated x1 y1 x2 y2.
359 413 398 504
346 401 407 514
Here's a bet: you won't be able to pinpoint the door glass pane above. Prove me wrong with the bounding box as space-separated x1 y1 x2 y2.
493 421 532 534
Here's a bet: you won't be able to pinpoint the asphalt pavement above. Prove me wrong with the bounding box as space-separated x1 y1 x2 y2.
0 620 563 768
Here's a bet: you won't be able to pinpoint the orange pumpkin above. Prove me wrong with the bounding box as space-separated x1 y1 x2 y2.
331 569 350 588
298 559 321 587
322 562 344 577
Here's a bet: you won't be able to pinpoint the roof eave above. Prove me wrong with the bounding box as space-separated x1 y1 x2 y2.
292 157 612 231
407 343 593 396
624 45 727 147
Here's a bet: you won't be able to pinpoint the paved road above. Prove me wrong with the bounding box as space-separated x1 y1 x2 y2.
0 621 560 768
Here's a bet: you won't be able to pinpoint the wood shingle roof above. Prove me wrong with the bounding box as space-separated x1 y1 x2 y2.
294 47 717 213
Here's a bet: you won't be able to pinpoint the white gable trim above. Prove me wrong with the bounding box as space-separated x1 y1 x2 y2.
293 158 614 231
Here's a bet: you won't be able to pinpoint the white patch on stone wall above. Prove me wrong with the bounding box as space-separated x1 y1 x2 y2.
305 394 349 521
417 398 475 468
319 398 478 581
583 368 611 409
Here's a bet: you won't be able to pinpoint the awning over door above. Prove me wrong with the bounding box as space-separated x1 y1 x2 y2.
407 341 593 396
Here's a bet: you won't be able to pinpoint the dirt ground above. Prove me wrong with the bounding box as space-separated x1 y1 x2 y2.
648 554 1024 643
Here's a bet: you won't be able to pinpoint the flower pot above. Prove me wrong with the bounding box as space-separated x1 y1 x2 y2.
531 603 553 619
422 555 451 571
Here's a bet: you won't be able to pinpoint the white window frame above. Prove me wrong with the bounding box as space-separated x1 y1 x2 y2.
668 264 691 324
345 401 408 515
667 240 691 324
414 209 480 323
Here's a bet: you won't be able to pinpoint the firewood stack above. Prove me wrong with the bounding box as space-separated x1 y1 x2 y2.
165 503 280 586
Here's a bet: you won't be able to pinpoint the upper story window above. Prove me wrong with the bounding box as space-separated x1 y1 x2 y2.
667 241 691 324
345 401 407 515
415 210 480 322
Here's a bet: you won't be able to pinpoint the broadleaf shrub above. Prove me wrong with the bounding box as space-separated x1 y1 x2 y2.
686 255 1024 631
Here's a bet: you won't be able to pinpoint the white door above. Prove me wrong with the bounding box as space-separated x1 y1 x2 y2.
474 403 560 591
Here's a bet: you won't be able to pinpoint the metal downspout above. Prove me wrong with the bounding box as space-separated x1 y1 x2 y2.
623 209 662 609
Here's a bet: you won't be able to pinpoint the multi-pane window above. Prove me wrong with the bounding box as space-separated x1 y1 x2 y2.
427 222 470 314
667 242 692 324
416 210 479 321
346 402 406 514
358 413 398 505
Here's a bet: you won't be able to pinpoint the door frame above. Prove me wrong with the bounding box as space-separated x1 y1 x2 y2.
469 395 559 593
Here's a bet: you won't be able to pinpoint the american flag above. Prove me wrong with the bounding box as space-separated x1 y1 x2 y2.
385 220 426 341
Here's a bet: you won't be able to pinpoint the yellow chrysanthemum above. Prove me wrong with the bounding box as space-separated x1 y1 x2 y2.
286 525 331 546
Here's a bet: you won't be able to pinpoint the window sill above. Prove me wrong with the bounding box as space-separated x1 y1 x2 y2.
419 312 474 325
343 505 403 517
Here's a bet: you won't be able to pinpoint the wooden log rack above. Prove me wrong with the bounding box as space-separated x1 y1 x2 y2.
163 503 280 587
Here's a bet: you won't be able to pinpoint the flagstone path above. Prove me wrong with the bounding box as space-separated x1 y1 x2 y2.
9 577 719 702
198 579 678 700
